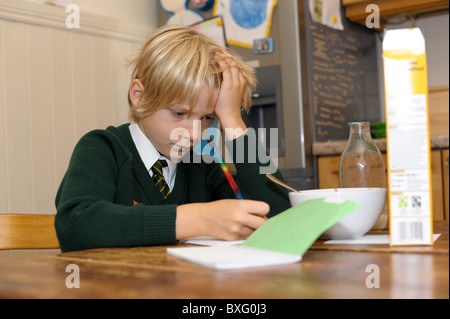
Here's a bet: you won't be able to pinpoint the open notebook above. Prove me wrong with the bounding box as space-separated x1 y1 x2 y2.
167 199 360 270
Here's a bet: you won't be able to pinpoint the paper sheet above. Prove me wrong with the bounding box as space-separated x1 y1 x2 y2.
190 16 227 48
242 198 359 256
169 199 359 270
182 237 245 246
309 0 344 31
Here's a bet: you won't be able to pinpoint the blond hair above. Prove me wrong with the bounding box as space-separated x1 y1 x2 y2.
127 25 257 123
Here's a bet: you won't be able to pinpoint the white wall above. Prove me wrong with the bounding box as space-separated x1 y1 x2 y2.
0 0 158 216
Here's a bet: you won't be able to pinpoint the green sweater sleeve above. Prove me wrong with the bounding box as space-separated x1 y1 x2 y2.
55 129 177 252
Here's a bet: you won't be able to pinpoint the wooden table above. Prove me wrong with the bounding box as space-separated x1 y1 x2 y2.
0 222 448 300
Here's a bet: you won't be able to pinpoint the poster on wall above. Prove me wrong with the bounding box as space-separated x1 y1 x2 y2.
309 0 344 31
190 16 227 48
190 0 216 11
160 0 205 26
213 0 278 48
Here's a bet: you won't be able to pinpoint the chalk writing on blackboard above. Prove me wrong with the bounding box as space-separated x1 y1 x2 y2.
309 21 370 141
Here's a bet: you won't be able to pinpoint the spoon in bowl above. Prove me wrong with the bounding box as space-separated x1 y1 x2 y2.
266 174 300 193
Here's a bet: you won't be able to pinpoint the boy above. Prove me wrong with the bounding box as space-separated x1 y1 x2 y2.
55 26 290 252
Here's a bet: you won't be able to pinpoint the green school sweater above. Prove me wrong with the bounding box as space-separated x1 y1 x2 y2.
55 124 290 252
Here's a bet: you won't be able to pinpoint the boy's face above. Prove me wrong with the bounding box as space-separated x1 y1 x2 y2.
138 85 219 161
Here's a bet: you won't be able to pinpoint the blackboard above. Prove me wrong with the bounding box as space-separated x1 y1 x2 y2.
305 4 380 142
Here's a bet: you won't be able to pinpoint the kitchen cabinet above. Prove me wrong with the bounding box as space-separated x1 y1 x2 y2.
317 149 449 221
343 0 449 30
443 149 449 219
318 153 388 189
431 150 446 220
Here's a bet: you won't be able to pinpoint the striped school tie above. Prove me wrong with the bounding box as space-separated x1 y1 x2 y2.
151 160 170 199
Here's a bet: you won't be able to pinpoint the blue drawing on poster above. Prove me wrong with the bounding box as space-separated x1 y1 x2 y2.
230 0 268 29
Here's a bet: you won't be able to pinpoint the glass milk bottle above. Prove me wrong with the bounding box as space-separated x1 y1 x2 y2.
339 122 388 230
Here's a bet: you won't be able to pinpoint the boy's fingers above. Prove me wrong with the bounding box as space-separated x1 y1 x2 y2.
229 64 240 82
218 59 231 82
240 226 255 239
216 49 232 58
244 214 268 231
241 200 270 216
238 72 246 85
215 52 244 84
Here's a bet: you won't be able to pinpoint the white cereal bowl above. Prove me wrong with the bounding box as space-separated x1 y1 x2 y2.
289 188 387 239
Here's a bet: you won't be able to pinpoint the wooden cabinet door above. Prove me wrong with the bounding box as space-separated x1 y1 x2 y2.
431 150 445 220
317 156 340 189
443 149 449 220
318 154 388 189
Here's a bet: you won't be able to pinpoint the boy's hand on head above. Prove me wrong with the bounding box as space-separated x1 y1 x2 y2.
214 52 248 138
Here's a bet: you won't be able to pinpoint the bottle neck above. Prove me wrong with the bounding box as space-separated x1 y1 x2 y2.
349 122 371 139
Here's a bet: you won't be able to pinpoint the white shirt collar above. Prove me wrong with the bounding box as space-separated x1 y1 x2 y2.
129 123 177 190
